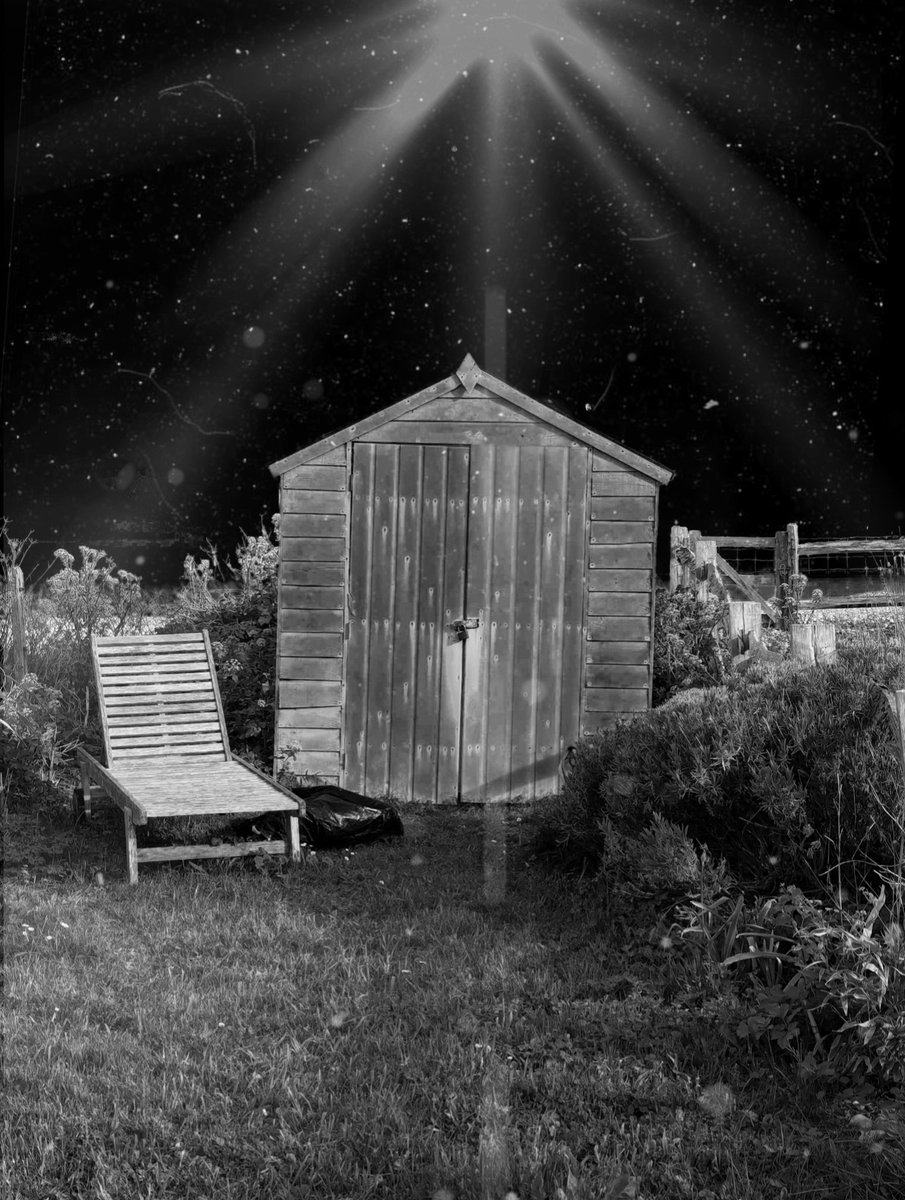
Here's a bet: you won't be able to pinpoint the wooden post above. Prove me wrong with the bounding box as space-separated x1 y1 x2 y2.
728 601 762 656
670 525 693 592
123 809 139 885
5 565 27 682
774 529 789 591
694 537 716 603
791 623 836 667
787 523 800 583
284 811 301 863
881 688 905 778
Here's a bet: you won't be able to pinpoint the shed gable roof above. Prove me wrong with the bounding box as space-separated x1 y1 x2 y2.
269 354 674 483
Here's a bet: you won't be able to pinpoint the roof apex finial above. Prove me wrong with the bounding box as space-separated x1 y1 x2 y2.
456 353 481 391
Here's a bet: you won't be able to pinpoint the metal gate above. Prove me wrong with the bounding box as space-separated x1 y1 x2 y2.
343 441 588 802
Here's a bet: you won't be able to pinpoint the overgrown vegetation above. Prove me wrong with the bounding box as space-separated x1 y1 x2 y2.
154 519 281 769
651 587 730 706
3 533 904 1198
534 588 905 1102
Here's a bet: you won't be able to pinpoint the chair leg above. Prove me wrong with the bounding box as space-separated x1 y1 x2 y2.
123 809 139 884
78 759 93 818
284 812 301 863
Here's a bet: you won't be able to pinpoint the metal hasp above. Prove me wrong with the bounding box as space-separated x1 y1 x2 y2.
452 617 480 641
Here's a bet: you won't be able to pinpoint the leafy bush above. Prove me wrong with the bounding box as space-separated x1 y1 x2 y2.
0 674 80 809
1 540 130 806
652 587 731 706
666 884 905 1093
157 521 280 770
540 644 904 891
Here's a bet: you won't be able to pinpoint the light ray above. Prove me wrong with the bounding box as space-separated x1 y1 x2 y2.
21 0 878 512
529 55 867 502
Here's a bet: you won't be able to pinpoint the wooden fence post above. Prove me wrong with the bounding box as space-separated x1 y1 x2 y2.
787 523 800 582
882 688 905 776
774 524 801 631
670 525 695 592
5 565 27 682
790 623 837 667
728 601 763 656
694 536 716 604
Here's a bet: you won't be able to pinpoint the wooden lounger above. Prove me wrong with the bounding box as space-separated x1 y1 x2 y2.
74 631 302 884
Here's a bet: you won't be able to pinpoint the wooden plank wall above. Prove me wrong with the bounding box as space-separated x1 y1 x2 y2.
582 452 658 734
275 445 348 783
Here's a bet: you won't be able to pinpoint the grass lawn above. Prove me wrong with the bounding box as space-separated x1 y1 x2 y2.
3 799 903 1200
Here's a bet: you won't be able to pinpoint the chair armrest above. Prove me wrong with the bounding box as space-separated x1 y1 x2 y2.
232 755 306 816
76 747 148 824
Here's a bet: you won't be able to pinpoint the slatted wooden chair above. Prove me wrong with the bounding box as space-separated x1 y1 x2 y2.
74 631 302 884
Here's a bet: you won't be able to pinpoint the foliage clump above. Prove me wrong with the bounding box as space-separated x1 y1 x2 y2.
2 540 146 808
552 646 903 891
156 519 281 770
652 586 731 705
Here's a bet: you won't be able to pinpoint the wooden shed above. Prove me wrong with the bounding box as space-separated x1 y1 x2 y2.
268 354 673 804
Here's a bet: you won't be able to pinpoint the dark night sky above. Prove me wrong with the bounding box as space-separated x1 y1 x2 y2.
4 1 903 584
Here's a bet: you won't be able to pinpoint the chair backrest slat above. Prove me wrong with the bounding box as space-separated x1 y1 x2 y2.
93 632 231 764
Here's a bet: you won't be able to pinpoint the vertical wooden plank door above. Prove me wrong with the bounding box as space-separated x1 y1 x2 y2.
344 443 467 802
344 441 588 803
459 444 588 803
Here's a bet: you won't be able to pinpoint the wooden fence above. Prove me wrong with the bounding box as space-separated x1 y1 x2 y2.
669 523 905 620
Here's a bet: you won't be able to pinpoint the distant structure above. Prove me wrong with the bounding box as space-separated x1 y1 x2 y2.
268 354 673 803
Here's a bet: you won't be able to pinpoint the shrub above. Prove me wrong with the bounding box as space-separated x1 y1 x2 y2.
539 643 905 892
157 521 280 769
728 887 905 1092
0 674 80 809
652 587 731 706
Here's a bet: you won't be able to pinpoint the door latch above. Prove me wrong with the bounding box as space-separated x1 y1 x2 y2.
452 618 480 641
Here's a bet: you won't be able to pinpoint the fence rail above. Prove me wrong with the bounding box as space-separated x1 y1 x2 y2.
669 523 905 620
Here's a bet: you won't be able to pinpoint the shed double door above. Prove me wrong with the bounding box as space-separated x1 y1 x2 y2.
344 441 588 803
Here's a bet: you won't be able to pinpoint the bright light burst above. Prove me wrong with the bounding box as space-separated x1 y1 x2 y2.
18 0 870 499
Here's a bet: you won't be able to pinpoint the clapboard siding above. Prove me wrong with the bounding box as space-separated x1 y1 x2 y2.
282 586 344 609
282 464 347 491
589 543 653 568
590 496 656 522
585 688 649 712
590 520 655 544
588 568 651 591
276 445 350 782
280 706 341 728
591 470 657 497
280 632 343 657
280 728 341 751
281 537 347 563
280 658 342 680
585 640 651 665
587 592 650 617
587 614 651 640
582 461 659 731
281 609 343 633
396 397 526 422
280 680 342 708
585 664 650 688
282 489 347 514
359 420 582 447
281 513 346 538
280 562 346 587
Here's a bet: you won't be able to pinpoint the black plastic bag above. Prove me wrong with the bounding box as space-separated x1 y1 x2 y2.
293 785 404 848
